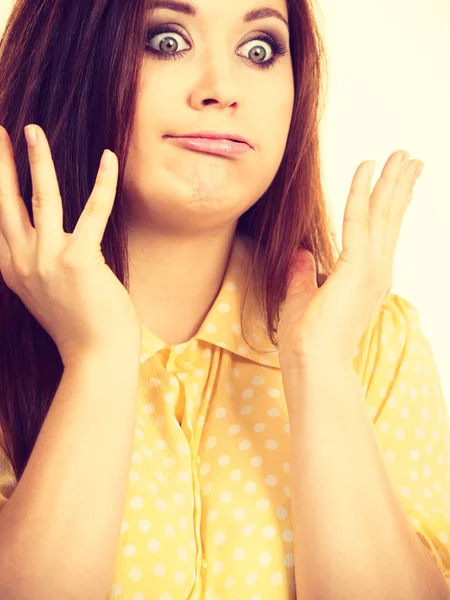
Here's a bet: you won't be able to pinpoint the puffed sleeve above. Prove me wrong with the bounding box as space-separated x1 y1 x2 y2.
354 292 450 586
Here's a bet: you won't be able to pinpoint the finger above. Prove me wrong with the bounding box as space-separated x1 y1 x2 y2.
383 160 424 261
341 161 371 268
0 228 12 276
25 124 65 257
368 151 408 262
369 152 424 265
0 126 34 252
69 150 118 260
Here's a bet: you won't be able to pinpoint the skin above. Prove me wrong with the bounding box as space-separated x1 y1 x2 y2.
122 0 294 345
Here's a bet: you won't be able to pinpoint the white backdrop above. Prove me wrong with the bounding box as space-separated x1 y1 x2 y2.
1 0 449 409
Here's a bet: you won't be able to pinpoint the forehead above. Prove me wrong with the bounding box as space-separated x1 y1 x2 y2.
146 0 289 25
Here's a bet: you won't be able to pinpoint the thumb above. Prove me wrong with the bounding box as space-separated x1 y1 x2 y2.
286 248 318 298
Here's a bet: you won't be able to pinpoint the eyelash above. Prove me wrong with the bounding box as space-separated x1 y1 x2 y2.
145 23 288 70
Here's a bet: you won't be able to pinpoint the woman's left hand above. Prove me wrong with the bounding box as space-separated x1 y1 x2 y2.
277 150 424 373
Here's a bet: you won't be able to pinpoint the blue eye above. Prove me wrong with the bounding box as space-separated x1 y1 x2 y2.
145 23 288 70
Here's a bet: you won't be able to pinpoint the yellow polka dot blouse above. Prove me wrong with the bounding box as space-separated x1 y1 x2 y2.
0 232 449 599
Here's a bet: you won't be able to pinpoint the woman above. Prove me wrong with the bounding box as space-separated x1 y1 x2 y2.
0 0 449 598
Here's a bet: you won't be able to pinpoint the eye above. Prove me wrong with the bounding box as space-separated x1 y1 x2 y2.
146 25 189 56
237 37 275 65
145 24 288 70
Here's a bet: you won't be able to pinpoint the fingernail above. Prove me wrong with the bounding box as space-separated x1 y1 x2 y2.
101 149 112 170
25 125 37 146
415 163 424 177
401 152 410 168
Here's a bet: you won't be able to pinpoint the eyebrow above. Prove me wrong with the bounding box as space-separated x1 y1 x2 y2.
147 0 290 31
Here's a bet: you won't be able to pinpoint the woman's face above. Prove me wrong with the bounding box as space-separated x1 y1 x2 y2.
123 0 294 235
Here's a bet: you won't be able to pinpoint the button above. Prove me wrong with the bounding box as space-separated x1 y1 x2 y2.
201 559 207 571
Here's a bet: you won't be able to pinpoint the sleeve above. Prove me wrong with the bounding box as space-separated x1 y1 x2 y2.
0 428 16 511
354 293 450 586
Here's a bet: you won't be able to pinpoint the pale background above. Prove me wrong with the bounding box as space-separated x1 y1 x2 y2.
1 1 449 409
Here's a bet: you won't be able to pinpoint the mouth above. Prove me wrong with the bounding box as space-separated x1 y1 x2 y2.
165 136 252 158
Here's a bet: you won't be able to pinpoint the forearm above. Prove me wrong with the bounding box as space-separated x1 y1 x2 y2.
283 363 450 600
0 349 140 600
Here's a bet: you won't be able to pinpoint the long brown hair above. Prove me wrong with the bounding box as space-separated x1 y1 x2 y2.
0 0 339 482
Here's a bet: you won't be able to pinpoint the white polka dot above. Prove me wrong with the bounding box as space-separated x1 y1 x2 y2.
129 568 142 581
233 548 246 561
423 488 433 499
265 475 277 486
258 552 272 567
246 571 258 585
220 491 232 503
164 524 176 537
254 423 265 432
385 450 396 463
224 576 235 589
277 507 288 520
120 521 128 534
263 525 276 539
174 571 186 584
178 548 188 561
270 572 283 586
267 408 279 417
156 498 168 512
394 428 406 441
283 530 293 542
153 563 166 577
439 532 449 544
124 544 136 557
155 471 166 483
177 442 190 455
410 449 421 461
285 553 295 568
229 470 242 483
400 486 411 498
214 531 227 545
148 539 161 552
242 524 255 536
233 507 246 521
244 481 257 493
133 593 145 600
110 584 122 597
173 492 185 504
130 496 144 510
213 560 224 574
218 454 230 467
239 440 251 450
202 482 213 495
257 499 270 511
178 470 190 482
154 439 168 450
266 439 278 450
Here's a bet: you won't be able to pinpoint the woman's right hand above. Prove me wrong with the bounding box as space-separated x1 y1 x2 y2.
0 124 142 366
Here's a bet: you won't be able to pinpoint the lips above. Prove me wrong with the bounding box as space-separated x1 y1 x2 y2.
167 131 252 148
166 136 252 157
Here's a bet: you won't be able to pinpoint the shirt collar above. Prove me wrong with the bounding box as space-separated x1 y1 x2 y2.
139 232 281 369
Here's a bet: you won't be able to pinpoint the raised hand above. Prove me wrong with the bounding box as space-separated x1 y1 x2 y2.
0 124 142 366
277 150 424 374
